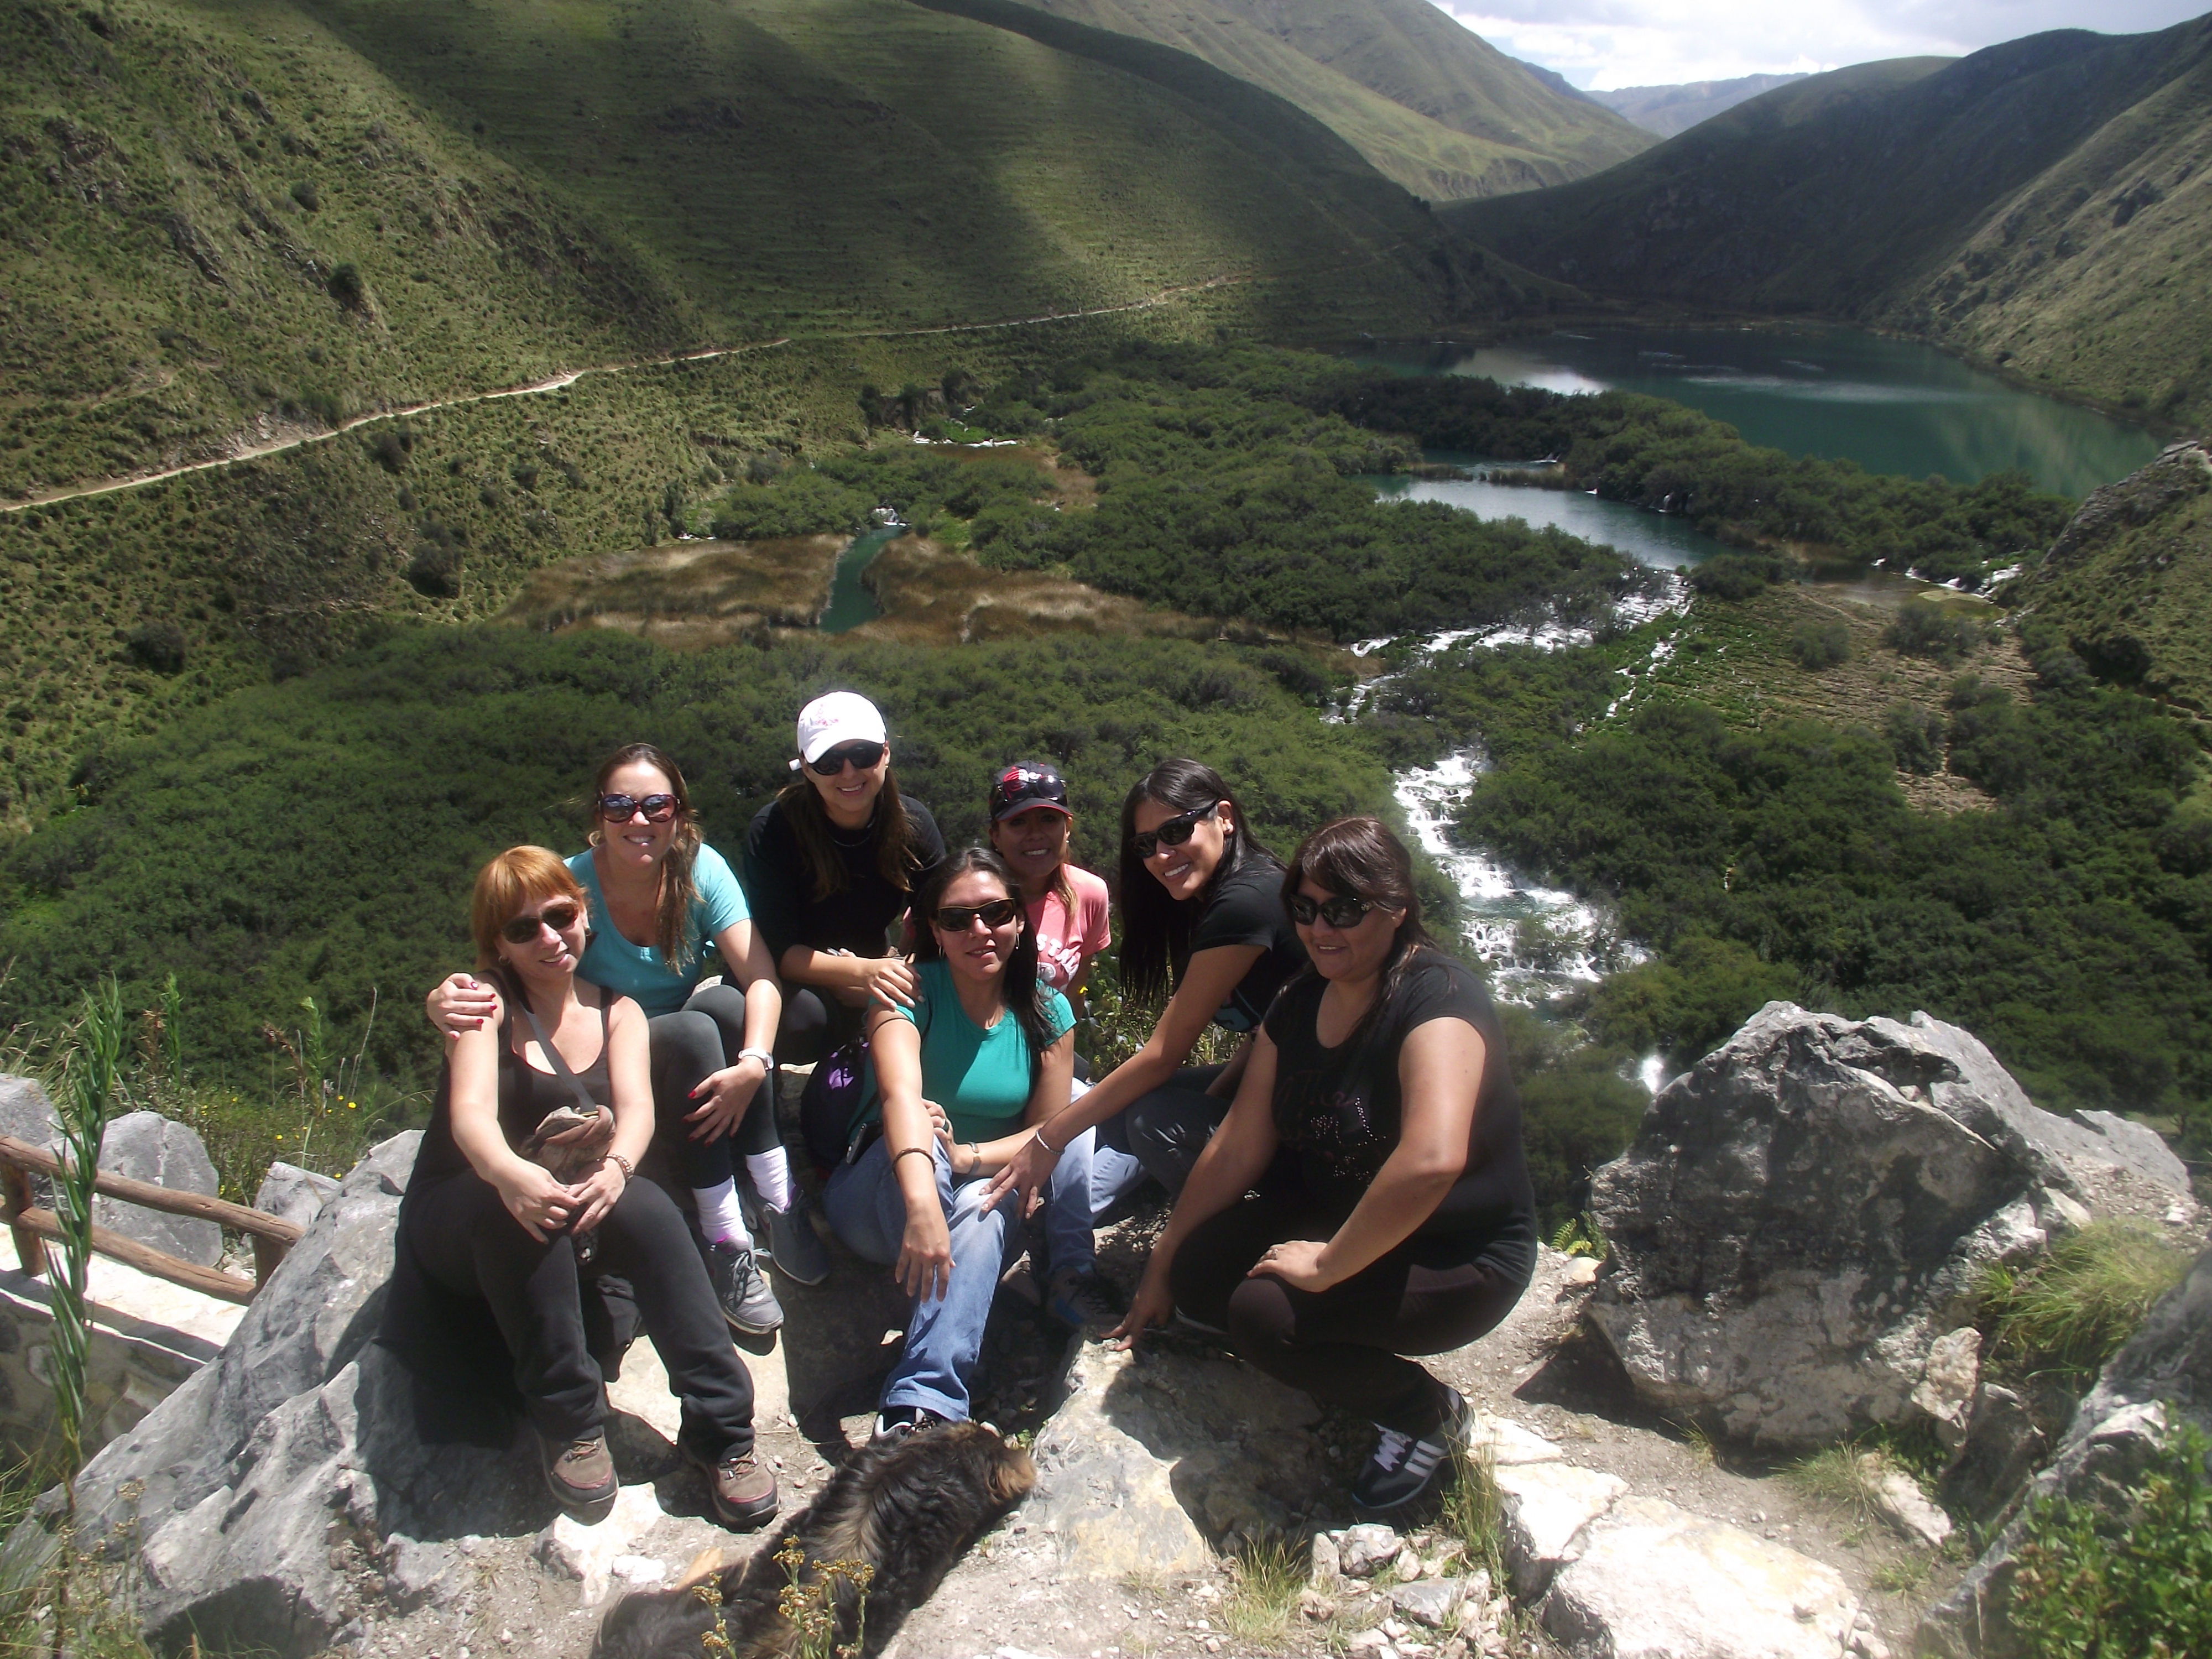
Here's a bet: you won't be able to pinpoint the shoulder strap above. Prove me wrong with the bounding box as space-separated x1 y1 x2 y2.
515 993 602 1117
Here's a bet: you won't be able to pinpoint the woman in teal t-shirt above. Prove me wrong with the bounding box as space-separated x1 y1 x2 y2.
821 847 1075 1433
425 744 818 1337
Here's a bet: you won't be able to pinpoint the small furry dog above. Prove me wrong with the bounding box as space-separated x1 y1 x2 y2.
591 1421 1036 1659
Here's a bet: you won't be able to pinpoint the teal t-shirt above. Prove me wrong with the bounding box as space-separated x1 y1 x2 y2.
867 959 1074 1145
567 844 750 1019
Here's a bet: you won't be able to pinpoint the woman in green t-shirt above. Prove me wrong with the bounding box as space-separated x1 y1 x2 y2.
820 847 1076 1434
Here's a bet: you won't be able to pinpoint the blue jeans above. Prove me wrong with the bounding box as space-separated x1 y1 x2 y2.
823 1139 1021 1422
1039 1093 1149 1277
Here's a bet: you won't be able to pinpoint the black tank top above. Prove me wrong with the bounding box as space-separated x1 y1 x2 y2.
407 987 613 1187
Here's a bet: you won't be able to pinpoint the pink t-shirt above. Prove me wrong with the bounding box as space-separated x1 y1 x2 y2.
1028 865 1111 993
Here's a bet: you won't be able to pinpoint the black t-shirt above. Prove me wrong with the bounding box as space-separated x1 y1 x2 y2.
744 792 947 962
1264 952 1537 1239
1185 855 1306 1034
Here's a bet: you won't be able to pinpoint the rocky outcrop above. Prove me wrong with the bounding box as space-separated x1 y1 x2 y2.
95 1112 223 1266
1919 1241 2211 1657
253 1161 342 1231
1587 1003 2196 1447
28 1133 547 1658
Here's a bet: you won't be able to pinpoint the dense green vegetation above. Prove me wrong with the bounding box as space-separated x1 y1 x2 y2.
2011 1421 2211 1659
0 627 1389 1086
1446 23 2212 431
999 0 1649 200
1440 625 2212 1135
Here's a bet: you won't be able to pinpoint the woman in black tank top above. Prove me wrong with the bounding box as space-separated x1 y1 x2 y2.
381 847 776 1532
1110 818 1536 1516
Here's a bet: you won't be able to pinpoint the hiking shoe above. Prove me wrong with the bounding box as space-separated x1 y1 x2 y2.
1352 1389 1470 1512
542 1430 618 1523
1044 1265 1121 1332
686 1443 779 1531
872 1404 951 1440
763 1191 832 1287
705 1239 784 1335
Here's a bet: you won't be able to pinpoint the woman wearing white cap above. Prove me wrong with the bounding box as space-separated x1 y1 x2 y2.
743 691 946 1066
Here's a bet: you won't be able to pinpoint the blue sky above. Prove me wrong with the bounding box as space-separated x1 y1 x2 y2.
1428 0 2212 89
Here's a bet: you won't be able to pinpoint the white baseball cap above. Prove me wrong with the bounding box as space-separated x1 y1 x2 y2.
794 691 888 765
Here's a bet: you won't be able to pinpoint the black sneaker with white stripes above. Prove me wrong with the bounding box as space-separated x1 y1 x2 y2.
1351 1387 1470 1511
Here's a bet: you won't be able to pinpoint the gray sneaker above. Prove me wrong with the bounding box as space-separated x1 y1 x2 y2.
763 1190 831 1287
705 1239 784 1335
1044 1265 1121 1332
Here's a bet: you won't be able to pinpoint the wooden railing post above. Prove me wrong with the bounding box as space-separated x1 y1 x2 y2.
0 1162 48 1277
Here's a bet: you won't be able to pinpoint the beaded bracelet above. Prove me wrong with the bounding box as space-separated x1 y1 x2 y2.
604 1152 634 1181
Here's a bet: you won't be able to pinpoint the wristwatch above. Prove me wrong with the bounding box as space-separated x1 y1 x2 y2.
738 1047 775 1071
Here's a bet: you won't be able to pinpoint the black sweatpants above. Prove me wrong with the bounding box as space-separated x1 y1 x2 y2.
1169 1188 1534 1435
649 981 782 1189
402 1170 755 1459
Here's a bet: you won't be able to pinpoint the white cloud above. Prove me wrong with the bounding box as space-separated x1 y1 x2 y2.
1431 0 2212 90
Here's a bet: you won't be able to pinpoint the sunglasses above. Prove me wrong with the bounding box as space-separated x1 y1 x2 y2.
503 900 582 944
598 792 678 823
934 899 1020 932
807 741 886 776
1287 892 1376 929
1132 800 1220 860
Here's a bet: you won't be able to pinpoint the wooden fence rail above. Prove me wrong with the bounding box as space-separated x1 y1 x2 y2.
0 1135 304 1307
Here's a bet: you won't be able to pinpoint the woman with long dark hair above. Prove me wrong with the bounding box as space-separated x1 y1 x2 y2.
743 690 946 1059
1109 818 1536 1511
983 759 1306 1302
819 848 1077 1434
383 847 777 1532
426 743 806 1338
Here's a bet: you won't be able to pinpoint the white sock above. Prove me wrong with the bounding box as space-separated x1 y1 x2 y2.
747 1149 795 1213
693 1179 752 1249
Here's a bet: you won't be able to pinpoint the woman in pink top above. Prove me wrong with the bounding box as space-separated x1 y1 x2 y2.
984 763 1136 1329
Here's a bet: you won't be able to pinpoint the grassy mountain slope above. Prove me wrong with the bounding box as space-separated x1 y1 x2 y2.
1592 73 1810 138
1005 0 1649 199
2006 440 2212 712
1448 18 2212 427
5 0 1509 498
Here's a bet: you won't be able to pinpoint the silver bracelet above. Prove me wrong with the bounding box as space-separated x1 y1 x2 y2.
738 1047 775 1070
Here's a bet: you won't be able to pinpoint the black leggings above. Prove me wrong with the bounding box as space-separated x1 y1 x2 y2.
1170 1188 1535 1435
772 987 864 1066
649 982 783 1189
401 1170 755 1458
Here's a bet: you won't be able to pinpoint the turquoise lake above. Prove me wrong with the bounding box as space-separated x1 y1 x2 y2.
1352 327 2163 499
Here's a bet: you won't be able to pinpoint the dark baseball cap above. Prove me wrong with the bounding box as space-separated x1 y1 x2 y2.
989 761 1071 822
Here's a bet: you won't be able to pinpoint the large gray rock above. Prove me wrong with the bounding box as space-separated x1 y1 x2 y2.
1919 1243 2211 1657
94 1113 222 1267
1587 1003 2196 1446
26 1133 546 1658
1025 1337 1333 1578
253 1161 342 1232
0 1074 61 1155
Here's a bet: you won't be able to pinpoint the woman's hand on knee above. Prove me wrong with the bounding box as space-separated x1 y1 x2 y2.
982 1129 1055 1216
686 1058 768 1140
1109 1261 1175 1350
1249 1238 1334 1292
568 1158 627 1233
895 1207 954 1303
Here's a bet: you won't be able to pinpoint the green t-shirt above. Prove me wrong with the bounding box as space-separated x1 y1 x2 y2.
567 844 750 1019
867 959 1074 1145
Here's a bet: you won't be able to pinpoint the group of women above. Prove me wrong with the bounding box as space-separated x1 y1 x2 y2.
379 692 1537 1536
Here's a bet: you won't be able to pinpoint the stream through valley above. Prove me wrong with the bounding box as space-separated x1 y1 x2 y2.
1366 326 2160 1019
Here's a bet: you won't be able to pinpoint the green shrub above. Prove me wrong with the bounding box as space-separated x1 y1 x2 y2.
1885 603 1985 662
1788 620 1850 670
1980 1223 2193 1379
2010 1421 2211 1659
326 262 365 310
1883 702 1945 774
1688 552 1788 601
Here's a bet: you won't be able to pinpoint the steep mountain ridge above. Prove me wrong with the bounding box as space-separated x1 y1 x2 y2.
1005 0 1650 199
4 0 1512 497
1446 16 2212 429
1592 73 1811 138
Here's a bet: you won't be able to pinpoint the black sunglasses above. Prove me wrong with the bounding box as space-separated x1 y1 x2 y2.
808 741 886 776
503 900 582 943
1132 800 1220 860
934 898 1021 932
598 792 679 823
1287 892 1376 929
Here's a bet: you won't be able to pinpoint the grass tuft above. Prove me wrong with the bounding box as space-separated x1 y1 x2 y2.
1220 1536 1306 1651
1979 1222 2193 1378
